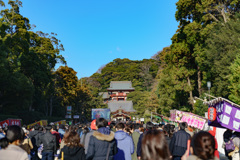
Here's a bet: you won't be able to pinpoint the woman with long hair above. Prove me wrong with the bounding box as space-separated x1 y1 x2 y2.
188 131 219 160
0 125 28 160
141 129 171 160
59 130 85 160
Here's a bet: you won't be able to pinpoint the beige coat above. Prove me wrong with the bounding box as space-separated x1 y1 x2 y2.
0 144 29 160
20 137 33 154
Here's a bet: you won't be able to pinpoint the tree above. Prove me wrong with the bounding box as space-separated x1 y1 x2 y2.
204 14 240 97
228 53 240 105
156 0 240 113
54 66 78 107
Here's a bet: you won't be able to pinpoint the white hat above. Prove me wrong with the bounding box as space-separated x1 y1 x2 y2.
22 128 29 134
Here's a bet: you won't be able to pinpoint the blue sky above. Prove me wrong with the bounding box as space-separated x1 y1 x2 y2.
18 0 179 78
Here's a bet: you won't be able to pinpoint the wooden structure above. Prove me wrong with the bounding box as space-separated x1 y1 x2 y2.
100 81 136 121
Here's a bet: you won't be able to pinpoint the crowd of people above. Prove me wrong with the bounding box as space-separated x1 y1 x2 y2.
0 118 239 160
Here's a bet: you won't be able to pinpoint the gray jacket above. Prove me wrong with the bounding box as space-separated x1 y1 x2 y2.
0 144 29 160
83 130 94 154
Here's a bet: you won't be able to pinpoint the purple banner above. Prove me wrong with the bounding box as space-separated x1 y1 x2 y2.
208 101 240 132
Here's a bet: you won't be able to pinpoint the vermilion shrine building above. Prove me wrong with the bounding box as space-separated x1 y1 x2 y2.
100 81 136 121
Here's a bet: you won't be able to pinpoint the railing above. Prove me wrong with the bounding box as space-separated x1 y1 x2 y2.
110 93 127 97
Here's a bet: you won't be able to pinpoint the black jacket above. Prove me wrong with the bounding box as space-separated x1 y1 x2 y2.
39 131 57 153
86 131 117 160
137 132 143 157
59 146 85 160
169 129 190 157
29 130 43 151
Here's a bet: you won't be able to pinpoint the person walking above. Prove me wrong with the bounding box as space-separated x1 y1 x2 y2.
39 125 57 160
130 124 140 160
83 119 97 154
223 129 233 160
187 131 219 160
86 118 117 160
114 122 134 160
141 130 171 160
20 128 33 159
0 125 28 160
59 130 85 160
169 122 191 160
137 121 154 159
29 124 43 160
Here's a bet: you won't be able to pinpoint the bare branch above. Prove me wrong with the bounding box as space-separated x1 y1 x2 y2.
208 12 219 22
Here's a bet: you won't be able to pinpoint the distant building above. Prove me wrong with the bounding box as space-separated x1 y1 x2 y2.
100 81 136 121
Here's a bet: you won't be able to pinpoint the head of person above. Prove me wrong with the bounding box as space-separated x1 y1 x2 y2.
63 130 83 148
34 124 40 131
190 131 215 160
96 118 108 129
146 121 154 130
39 126 44 132
0 125 25 149
135 123 141 130
115 122 125 131
51 125 57 131
141 130 170 160
83 127 89 134
59 124 65 130
45 125 52 132
109 122 116 129
179 122 187 130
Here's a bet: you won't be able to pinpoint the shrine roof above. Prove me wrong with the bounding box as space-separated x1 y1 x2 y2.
99 92 110 99
108 101 136 112
107 81 135 91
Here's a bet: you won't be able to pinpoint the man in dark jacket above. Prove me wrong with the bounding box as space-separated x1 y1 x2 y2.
86 118 117 160
130 124 140 160
169 122 190 160
29 124 43 160
39 125 57 160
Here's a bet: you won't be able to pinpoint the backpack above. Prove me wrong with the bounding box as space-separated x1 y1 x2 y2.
225 138 235 152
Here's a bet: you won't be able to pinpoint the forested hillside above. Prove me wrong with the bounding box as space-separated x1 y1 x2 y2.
1 0 240 123
85 1 240 119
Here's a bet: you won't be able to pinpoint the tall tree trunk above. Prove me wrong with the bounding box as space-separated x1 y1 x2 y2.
197 66 202 96
187 76 194 109
29 99 33 111
49 97 53 116
45 101 48 116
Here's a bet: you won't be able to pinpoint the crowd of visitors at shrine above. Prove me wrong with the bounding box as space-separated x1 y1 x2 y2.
0 118 239 160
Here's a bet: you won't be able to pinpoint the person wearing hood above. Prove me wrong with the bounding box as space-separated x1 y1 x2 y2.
86 118 117 160
58 130 85 160
114 122 134 160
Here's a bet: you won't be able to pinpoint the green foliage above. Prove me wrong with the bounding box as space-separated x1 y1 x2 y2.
204 14 240 97
91 58 159 91
0 1 65 121
228 54 240 105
